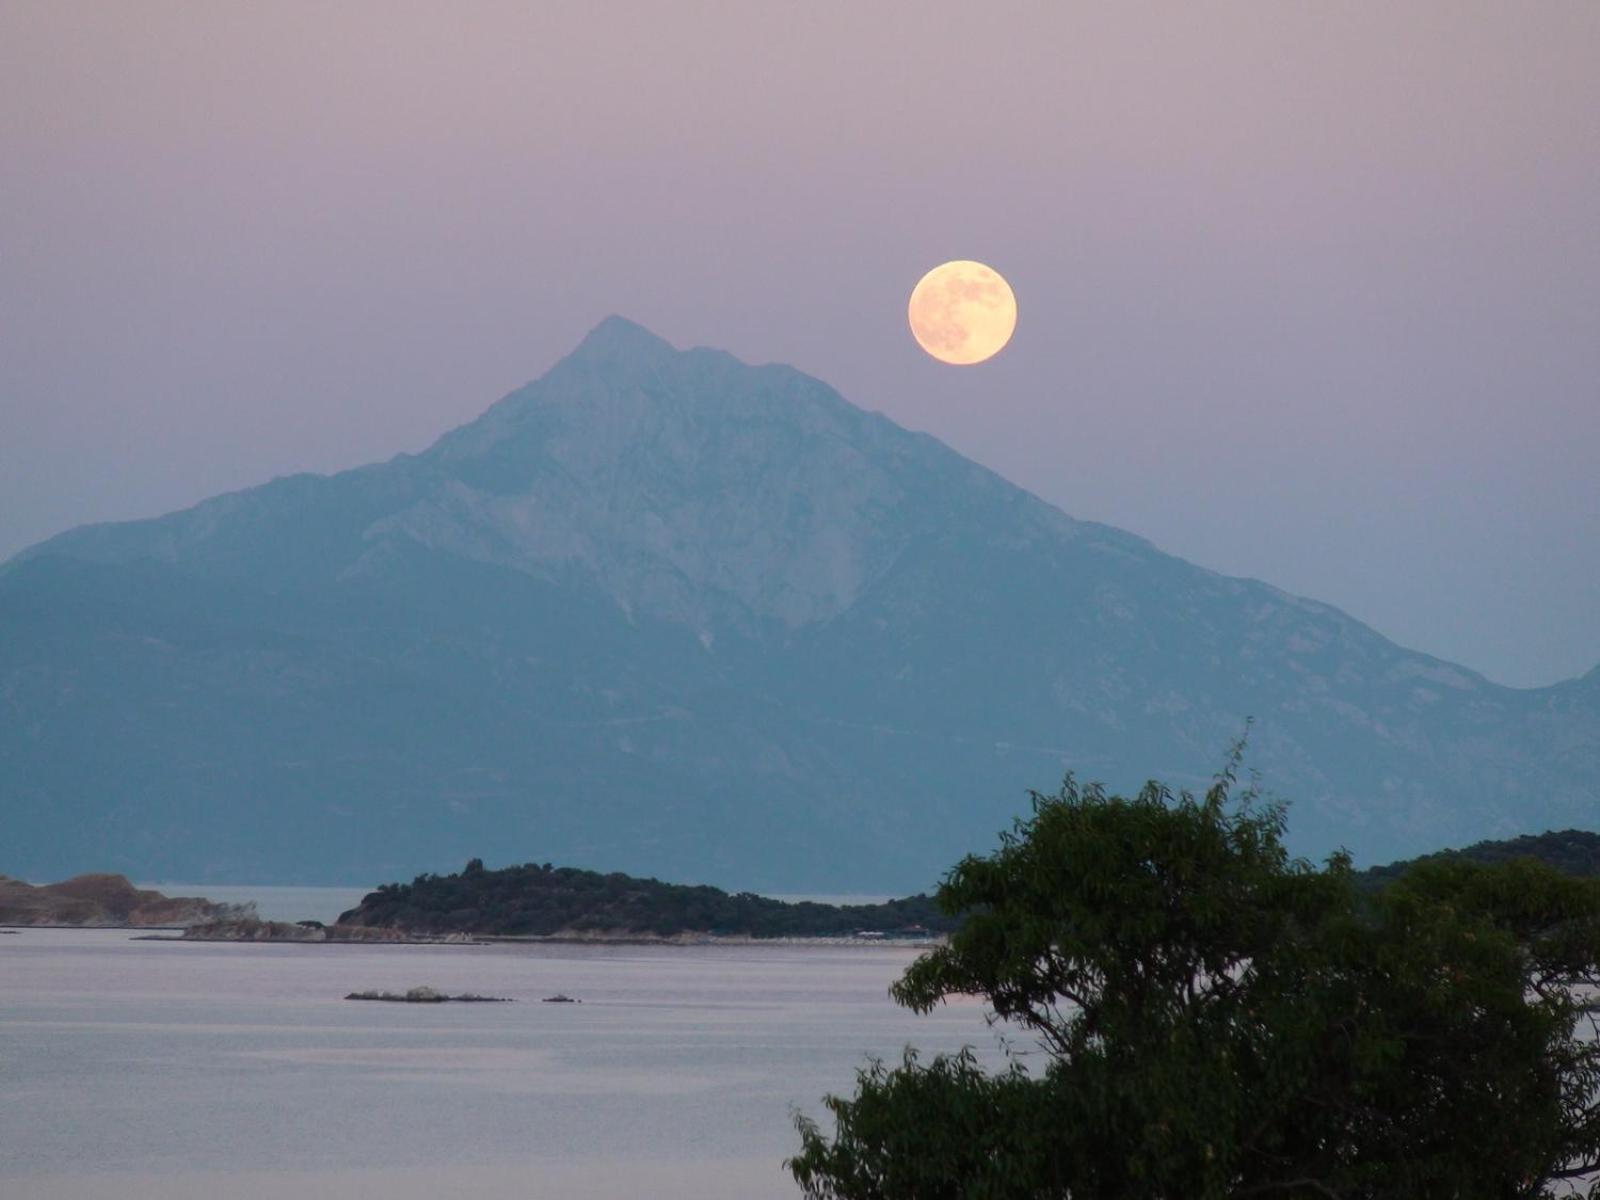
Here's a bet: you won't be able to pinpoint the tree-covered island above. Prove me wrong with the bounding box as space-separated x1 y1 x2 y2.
338 859 956 939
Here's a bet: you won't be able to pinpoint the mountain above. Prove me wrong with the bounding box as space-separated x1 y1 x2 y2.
2 317 1596 889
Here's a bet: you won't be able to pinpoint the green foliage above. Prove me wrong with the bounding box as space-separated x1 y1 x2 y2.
792 1050 1060 1199
340 860 957 939
789 770 1600 1199
1357 828 1600 890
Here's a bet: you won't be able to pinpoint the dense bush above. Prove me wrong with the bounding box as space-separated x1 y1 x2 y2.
789 768 1600 1199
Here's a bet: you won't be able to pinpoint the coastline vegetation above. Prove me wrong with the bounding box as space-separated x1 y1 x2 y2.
328 829 1600 943
1354 827 1600 889
787 763 1600 1199
339 860 955 939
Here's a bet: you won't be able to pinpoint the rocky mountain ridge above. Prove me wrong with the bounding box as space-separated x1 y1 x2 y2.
1 318 1594 889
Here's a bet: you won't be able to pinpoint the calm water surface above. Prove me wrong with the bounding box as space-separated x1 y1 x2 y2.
1 917 1002 1199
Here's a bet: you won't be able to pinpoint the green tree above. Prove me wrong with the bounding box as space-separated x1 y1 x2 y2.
789 767 1600 1199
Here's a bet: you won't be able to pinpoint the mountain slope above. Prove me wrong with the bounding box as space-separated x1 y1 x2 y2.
2 318 1595 888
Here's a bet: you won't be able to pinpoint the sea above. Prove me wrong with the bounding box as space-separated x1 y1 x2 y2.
0 887 1006 1199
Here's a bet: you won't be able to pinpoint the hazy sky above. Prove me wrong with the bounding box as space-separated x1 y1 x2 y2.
2 2 1596 687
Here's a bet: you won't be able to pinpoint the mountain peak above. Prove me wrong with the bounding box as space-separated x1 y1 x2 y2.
569 315 676 362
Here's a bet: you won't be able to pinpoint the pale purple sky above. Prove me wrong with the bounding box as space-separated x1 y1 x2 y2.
2 2 1596 686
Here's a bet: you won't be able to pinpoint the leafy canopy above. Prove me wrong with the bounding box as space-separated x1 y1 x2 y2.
790 766 1600 1199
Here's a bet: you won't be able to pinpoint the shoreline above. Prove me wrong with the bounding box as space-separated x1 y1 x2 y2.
169 931 940 948
4 924 941 948
478 931 944 948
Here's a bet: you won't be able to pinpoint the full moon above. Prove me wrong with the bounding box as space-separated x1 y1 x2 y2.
907 260 1017 365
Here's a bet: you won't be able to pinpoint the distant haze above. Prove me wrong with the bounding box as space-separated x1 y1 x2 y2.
2 1 1596 686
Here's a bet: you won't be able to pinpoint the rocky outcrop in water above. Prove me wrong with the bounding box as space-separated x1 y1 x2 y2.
345 987 511 1003
0 874 248 927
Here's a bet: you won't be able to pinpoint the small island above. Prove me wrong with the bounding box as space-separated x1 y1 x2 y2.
0 874 248 928
337 859 957 941
345 986 510 1003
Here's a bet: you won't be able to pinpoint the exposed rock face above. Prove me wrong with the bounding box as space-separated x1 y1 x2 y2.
0 318 1595 890
0 874 246 927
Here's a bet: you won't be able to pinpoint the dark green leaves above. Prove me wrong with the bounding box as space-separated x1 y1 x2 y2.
792 774 1600 1199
